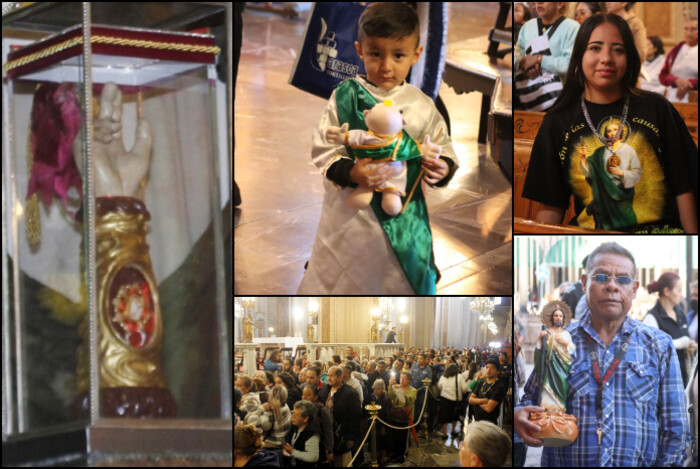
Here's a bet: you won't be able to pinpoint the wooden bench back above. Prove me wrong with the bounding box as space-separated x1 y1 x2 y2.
514 217 623 233
514 111 545 220
513 110 577 224
672 101 698 147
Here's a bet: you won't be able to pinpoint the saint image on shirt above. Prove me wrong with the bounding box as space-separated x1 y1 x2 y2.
578 118 641 230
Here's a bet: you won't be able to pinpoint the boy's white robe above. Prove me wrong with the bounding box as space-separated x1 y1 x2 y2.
297 76 456 294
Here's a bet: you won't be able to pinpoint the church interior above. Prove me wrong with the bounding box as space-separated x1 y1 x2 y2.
234 3 513 294
234 297 513 467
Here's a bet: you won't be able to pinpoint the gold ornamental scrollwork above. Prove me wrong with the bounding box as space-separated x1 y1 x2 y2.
77 198 166 393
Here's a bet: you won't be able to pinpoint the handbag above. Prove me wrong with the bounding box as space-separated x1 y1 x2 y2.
454 375 466 418
289 2 368 100
391 406 410 424
515 17 565 111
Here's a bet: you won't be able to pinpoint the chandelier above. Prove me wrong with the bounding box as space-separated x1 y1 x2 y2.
471 297 494 322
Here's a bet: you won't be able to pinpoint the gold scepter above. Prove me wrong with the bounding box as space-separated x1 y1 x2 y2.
400 127 443 215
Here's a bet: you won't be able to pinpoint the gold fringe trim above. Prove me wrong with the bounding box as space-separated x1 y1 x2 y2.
4 34 220 72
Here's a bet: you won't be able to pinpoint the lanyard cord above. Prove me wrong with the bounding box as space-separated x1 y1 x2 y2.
585 333 632 421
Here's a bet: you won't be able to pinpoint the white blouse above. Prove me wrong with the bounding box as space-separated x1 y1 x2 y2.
437 374 468 402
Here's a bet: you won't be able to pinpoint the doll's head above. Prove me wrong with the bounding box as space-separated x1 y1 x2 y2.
362 100 404 136
355 3 423 91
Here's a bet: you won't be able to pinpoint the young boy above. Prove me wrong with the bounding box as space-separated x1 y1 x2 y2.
297 2 458 294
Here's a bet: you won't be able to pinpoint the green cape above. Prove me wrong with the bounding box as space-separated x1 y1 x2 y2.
334 79 437 294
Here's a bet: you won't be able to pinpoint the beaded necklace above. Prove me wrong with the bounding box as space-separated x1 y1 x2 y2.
580 93 629 146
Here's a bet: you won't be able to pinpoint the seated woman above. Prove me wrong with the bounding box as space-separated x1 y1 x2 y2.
522 14 698 233
659 18 698 103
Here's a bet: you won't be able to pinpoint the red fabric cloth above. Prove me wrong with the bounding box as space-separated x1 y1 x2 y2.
26 83 83 210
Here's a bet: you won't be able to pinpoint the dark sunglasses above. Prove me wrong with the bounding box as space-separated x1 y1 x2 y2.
590 273 632 285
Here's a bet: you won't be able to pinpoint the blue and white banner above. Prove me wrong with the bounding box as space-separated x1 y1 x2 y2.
289 2 368 99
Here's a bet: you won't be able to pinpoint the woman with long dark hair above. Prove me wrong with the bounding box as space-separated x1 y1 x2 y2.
522 14 698 233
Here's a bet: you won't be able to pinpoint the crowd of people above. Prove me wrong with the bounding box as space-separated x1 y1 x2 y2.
514 3 698 108
235 344 513 467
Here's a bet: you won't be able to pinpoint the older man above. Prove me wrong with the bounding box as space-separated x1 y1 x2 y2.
515 242 689 466
342 363 364 404
326 366 360 467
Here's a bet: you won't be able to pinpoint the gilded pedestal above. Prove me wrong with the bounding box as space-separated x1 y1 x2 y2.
76 197 176 418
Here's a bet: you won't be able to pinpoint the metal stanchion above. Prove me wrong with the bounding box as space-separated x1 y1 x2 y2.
365 403 381 468
421 377 431 442
359 382 432 466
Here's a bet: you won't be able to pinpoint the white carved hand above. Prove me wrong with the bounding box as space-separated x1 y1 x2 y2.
73 82 152 198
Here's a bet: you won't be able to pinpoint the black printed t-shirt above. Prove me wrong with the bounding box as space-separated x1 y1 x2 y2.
522 90 698 232
473 378 506 425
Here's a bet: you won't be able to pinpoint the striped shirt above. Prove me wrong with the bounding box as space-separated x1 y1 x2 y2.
517 310 689 466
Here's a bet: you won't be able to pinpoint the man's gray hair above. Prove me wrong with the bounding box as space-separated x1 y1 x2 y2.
585 242 636 277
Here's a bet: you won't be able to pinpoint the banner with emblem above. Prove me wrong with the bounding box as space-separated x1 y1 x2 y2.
289 2 368 99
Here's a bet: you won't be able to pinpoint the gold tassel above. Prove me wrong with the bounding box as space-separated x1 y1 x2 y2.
26 126 41 246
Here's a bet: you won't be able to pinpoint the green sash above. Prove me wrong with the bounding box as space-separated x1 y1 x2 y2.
353 133 421 162
334 79 437 294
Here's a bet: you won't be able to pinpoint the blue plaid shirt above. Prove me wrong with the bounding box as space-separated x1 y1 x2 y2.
516 310 689 466
410 362 432 389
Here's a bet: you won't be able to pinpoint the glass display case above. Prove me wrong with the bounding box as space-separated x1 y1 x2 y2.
2 2 232 465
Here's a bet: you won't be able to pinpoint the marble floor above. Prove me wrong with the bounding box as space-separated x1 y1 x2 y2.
368 425 463 467
357 421 514 467
234 3 512 294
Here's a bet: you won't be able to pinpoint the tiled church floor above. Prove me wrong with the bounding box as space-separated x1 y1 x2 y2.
355 422 513 467
234 4 512 294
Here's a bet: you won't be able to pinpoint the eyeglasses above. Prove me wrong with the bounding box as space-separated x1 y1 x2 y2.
590 273 633 285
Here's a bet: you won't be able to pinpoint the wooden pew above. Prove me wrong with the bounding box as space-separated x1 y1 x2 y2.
513 110 577 226
515 217 623 234
514 110 544 220
672 101 698 147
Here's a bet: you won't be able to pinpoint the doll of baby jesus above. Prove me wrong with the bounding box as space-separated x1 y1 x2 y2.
325 99 441 215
